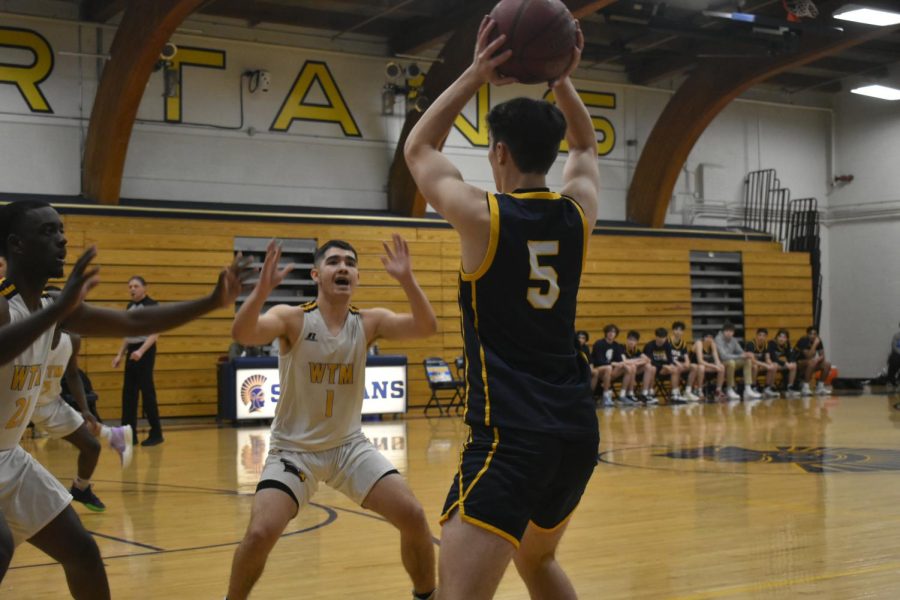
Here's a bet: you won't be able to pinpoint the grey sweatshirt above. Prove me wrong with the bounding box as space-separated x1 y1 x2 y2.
715 331 745 361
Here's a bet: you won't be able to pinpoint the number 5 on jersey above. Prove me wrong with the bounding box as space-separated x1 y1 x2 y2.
527 241 560 310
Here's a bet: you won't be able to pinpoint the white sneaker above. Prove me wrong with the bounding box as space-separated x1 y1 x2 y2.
726 388 741 400
764 386 779 398
685 389 699 402
816 382 830 396
801 383 812 396
744 387 762 399
786 388 801 398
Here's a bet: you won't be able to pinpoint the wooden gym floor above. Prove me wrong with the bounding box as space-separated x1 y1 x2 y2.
6 392 900 599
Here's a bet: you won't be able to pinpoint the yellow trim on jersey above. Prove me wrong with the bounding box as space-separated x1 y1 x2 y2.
439 502 459 526
461 427 499 502
460 192 500 282
529 504 580 534
670 337 687 351
0 279 17 298
301 301 318 313
458 512 520 548
348 304 360 314
566 195 590 272
471 279 492 425
508 191 561 201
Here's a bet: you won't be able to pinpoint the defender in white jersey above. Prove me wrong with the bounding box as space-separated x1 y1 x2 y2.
227 236 438 600
32 327 134 512
0 200 250 597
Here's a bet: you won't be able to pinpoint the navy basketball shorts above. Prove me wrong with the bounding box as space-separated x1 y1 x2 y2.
440 423 598 548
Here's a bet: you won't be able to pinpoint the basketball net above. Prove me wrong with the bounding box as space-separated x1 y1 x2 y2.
783 0 819 22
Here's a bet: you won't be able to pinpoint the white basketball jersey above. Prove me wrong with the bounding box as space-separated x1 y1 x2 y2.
271 303 367 452
37 332 72 407
0 282 54 451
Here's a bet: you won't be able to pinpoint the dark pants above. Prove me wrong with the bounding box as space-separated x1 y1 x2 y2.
889 352 900 385
122 343 161 441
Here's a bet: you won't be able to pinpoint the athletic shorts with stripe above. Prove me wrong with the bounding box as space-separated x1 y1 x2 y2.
440 424 598 547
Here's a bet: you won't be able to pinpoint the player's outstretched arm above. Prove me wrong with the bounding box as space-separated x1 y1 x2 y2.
404 16 514 229
63 252 252 338
363 234 437 343
554 23 599 226
0 246 99 366
232 240 298 347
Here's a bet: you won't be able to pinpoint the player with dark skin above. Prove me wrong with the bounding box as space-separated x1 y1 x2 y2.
0 200 250 599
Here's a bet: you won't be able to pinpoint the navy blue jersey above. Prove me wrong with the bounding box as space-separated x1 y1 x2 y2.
769 341 795 365
669 337 690 363
591 339 624 367
458 189 595 437
795 336 824 358
746 339 769 362
644 340 673 365
623 344 644 361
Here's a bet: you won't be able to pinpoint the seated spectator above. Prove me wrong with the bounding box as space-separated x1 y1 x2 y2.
644 327 683 403
590 324 634 406
623 331 656 405
692 333 726 401
576 330 591 358
746 328 779 398
768 329 800 397
670 321 700 402
795 326 832 396
715 323 761 401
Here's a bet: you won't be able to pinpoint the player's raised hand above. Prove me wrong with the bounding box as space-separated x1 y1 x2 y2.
55 246 100 319
381 234 413 283
212 251 255 308
256 240 295 295
473 16 516 86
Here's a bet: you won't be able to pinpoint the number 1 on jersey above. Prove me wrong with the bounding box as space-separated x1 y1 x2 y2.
527 241 560 310
325 390 334 418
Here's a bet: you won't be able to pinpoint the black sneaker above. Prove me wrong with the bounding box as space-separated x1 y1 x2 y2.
141 436 164 447
70 484 106 512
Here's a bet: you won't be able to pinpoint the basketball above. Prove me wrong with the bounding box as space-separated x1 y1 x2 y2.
488 0 577 84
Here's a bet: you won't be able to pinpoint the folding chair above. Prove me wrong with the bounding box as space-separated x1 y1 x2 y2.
449 356 466 414
423 357 463 416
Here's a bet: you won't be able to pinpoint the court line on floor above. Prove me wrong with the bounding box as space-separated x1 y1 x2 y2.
668 559 900 599
87 530 164 552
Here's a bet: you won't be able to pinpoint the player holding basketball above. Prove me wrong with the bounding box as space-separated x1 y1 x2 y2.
0 199 248 599
31 325 133 513
226 236 437 600
404 15 600 600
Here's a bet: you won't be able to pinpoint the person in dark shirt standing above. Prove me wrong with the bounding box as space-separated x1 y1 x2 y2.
887 323 900 387
795 326 832 396
670 321 699 402
644 327 683 403
112 276 162 446
768 329 800 397
591 324 633 406
404 17 600 599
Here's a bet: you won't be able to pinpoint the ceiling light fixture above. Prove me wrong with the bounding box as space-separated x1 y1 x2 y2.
850 84 900 100
833 5 900 26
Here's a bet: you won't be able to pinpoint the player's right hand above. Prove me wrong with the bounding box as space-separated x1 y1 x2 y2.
55 246 100 319
111 355 121 369
473 16 516 86
257 240 295 295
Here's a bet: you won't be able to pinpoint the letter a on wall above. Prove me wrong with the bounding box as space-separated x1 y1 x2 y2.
0 27 54 113
270 60 361 137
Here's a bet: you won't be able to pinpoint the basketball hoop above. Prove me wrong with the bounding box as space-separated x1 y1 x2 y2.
783 0 819 21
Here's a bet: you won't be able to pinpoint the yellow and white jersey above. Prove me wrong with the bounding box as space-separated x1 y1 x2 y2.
37 332 72 407
271 303 367 452
0 281 54 451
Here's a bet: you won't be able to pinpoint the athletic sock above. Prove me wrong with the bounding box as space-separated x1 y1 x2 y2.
98 424 112 439
73 476 91 491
